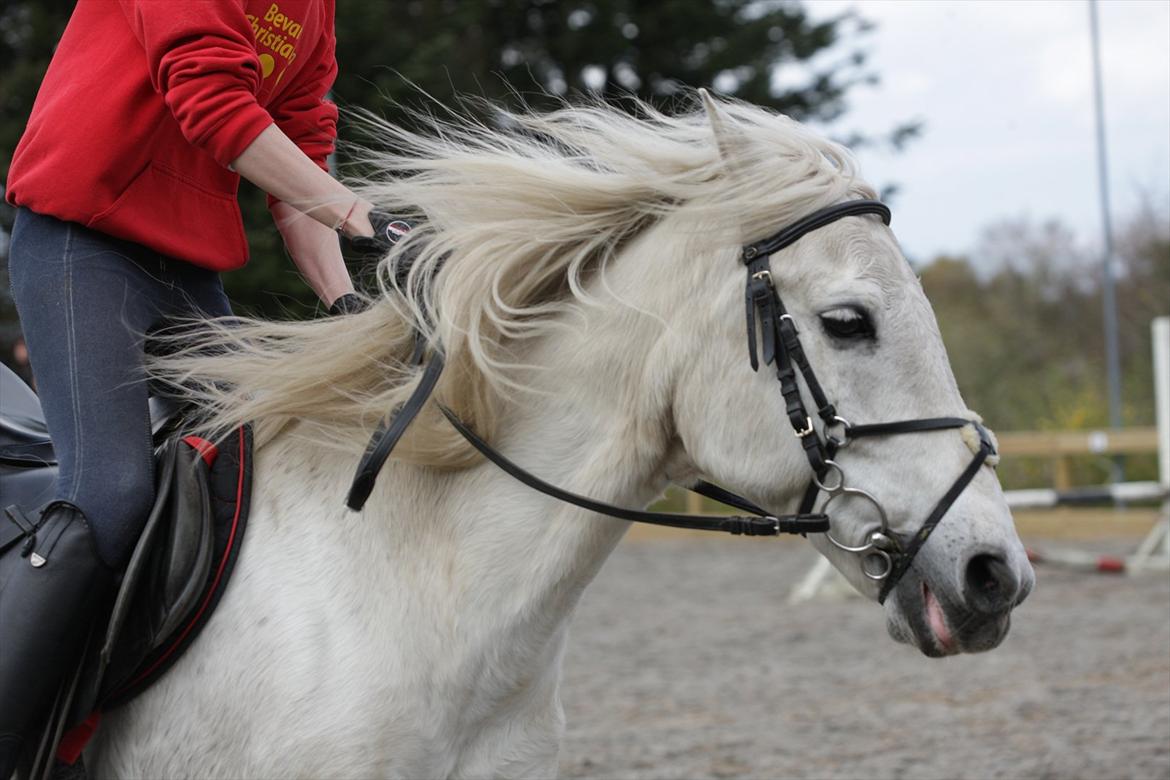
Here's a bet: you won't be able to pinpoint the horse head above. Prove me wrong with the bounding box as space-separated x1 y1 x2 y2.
151 93 1033 663
666 94 1034 657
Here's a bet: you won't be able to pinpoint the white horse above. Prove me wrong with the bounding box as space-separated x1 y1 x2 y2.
92 94 1033 778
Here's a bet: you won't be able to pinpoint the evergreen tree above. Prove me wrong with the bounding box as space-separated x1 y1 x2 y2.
1 0 898 329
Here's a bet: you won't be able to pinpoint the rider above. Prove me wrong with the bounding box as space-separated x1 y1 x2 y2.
1 0 381 770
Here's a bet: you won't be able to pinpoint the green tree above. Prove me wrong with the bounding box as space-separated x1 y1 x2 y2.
1 0 902 335
0 0 75 351
921 208 1170 488
333 0 884 126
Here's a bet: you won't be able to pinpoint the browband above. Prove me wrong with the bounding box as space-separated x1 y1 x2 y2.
743 199 891 261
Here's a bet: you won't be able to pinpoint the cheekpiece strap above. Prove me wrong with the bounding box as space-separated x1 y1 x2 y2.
740 199 893 475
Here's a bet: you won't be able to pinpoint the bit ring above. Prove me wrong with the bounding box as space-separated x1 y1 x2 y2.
813 460 844 493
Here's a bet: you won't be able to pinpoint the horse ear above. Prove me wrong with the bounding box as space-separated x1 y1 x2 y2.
698 88 747 171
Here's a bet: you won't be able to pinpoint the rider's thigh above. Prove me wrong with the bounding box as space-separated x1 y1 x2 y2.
8 208 169 568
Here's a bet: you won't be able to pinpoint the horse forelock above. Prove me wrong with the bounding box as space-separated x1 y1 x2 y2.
148 93 875 467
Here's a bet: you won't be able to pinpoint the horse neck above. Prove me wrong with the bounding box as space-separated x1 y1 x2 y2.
413 239 684 647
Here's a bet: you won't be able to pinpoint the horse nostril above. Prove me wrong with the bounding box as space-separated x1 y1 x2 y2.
963 552 1018 613
1014 573 1034 606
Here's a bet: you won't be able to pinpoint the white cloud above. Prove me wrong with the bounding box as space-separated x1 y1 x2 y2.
802 0 1170 261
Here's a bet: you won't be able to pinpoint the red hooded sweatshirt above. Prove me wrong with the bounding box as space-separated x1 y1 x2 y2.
5 0 338 271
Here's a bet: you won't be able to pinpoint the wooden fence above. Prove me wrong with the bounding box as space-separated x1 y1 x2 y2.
996 427 1160 490
680 426 1161 515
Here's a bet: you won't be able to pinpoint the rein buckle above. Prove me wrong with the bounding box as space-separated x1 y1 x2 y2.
794 416 815 438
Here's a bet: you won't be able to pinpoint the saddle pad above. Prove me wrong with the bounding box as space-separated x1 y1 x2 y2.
56 425 253 763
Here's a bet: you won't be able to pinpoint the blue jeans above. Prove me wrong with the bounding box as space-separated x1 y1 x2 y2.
7 208 231 569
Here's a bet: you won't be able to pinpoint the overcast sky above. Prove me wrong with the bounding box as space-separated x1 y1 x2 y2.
800 0 1170 266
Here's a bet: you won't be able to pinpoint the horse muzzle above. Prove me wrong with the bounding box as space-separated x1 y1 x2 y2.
885 555 1033 658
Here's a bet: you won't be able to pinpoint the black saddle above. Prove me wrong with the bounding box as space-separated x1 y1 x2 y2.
0 364 252 768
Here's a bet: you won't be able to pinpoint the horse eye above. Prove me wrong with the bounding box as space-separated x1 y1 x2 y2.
819 307 875 340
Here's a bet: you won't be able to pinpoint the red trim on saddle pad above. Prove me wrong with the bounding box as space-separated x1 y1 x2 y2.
182 435 219 466
57 711 101 764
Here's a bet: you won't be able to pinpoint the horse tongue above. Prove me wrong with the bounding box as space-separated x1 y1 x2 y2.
924 585 955 652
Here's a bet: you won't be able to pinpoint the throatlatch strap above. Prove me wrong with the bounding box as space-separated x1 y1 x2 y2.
775 311 836 424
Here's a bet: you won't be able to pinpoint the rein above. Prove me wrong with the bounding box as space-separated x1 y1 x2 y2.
346 344 829 537
345 199 997 603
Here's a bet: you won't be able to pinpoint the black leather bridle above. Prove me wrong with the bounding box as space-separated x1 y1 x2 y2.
345 199 997 603
740 199 996 603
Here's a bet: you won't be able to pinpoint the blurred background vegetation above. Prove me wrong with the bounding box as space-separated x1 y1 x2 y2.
1 1 1167 490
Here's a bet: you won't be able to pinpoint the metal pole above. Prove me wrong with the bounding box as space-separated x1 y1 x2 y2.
1088 0 1125 483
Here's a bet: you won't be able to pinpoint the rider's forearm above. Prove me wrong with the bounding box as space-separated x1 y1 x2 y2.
271 201 355 307
231 124 374 237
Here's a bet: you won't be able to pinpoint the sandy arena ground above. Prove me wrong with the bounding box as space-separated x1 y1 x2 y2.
558 510 1170 780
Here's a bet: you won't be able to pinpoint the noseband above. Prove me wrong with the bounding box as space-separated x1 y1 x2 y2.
741 199 996 603
346 200 997 604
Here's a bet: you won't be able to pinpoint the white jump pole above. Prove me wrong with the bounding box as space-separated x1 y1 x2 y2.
1154 317 1169 490
1130 317 1170 572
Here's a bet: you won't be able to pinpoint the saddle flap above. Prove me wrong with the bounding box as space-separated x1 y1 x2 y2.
100 442 178 665
99 440 216 691
150 443 215 643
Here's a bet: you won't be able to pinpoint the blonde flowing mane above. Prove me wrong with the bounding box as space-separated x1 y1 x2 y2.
151 93 868 467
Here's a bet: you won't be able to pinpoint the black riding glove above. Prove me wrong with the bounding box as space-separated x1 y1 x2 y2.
346 209 413 260
327 293 365 317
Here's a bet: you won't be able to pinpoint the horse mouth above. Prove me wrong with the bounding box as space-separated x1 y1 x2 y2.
890 578 1013 658
921 582 958 657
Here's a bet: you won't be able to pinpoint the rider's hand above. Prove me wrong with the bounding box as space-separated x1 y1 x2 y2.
345 209 412 260
341 210 431 300
327 292 365 317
